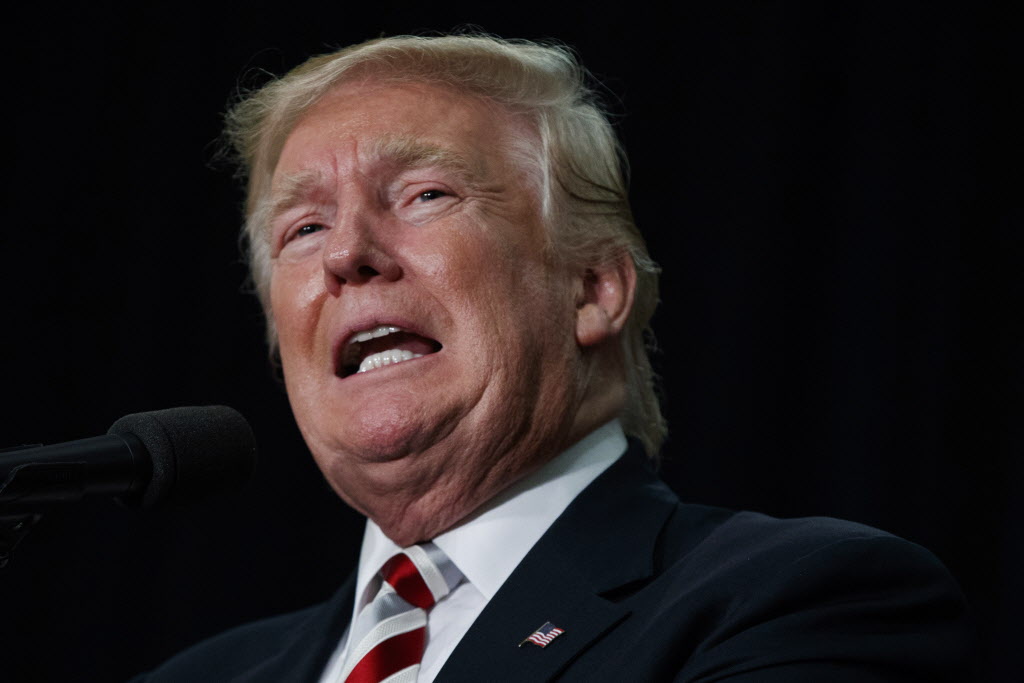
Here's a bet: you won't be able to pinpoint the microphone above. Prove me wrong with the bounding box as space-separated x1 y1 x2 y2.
0 406 256 511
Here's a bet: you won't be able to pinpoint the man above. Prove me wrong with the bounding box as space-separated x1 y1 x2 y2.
134 35 970 681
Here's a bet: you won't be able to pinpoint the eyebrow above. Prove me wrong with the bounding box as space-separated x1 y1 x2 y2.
372 135 480 182
267 135 483 222
268 169 331 221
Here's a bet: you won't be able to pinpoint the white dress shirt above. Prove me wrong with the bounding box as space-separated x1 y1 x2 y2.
318 420 627 683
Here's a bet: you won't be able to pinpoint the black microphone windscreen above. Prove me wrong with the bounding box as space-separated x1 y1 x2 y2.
108 406 256 508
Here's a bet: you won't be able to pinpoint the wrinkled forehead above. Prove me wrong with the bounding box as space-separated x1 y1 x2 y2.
273 131 481 190
266 79 545 208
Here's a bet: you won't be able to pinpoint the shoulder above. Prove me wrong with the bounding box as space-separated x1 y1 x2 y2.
541 450 972 679
129 586 351 683
657 506 968 622
129 605 317 682
648 506 973 681
664 504 939 575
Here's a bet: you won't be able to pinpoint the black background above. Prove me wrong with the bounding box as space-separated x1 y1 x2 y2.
1 3 1019 681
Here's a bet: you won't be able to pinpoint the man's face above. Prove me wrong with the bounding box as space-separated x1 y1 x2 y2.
268 80 588 540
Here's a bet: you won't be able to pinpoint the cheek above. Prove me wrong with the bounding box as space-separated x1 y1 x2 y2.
270 264 325 343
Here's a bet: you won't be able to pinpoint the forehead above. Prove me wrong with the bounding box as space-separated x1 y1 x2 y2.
272 80 534 187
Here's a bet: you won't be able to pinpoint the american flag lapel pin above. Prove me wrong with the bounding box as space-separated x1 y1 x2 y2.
518 621 565 648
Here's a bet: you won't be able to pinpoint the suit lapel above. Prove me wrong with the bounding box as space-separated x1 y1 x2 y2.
436 561 630 681
437 443 678 681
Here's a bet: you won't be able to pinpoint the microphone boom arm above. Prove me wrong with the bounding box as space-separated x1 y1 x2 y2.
0 434 149 510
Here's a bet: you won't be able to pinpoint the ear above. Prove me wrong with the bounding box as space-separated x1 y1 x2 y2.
575 251 637 348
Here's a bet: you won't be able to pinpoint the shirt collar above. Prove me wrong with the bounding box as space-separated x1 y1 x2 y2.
352 420 627 610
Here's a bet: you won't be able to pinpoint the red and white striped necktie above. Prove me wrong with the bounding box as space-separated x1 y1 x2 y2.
340 543 462 683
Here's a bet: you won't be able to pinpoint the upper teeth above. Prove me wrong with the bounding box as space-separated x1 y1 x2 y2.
351 325 401 343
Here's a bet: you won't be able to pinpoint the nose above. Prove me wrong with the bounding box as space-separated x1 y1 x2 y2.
322 216 402 292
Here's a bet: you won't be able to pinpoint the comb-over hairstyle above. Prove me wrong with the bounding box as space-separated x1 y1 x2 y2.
224 34 666 457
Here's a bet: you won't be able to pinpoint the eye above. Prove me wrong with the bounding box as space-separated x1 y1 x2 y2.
294 223 326 238
417 189 447 202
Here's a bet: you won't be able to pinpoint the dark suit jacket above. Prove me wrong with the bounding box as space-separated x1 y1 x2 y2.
133 443 971 681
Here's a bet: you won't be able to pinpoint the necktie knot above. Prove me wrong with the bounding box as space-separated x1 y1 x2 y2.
339 543 461 683
381 553 436 609
382 543 460 610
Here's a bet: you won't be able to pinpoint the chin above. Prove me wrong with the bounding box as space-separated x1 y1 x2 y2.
316 400 453 464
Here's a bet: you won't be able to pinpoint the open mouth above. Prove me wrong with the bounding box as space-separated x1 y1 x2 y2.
338 325 443 377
